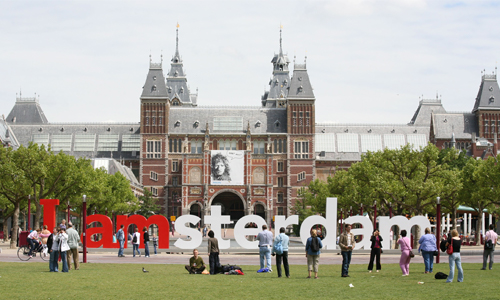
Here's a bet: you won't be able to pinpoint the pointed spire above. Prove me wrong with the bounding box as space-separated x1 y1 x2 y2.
279 24 283 55
175 23 180 58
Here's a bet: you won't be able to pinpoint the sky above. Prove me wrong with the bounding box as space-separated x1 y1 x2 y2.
1 0 500 124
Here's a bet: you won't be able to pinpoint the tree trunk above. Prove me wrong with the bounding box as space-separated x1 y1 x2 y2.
34 200 42 230
452 207 457 232
21 210 26 231
2 220 9 241
10 203 20 249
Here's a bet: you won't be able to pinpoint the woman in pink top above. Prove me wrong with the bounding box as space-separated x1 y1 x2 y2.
397 230 412 276
40 225 51 244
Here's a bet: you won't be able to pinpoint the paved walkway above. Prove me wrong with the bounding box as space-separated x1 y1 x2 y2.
0 240 486 266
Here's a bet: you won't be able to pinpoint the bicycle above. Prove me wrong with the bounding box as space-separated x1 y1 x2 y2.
18 243 49 261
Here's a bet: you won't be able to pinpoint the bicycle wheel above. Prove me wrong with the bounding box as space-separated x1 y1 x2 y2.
17 246 31 261
40 249 49 261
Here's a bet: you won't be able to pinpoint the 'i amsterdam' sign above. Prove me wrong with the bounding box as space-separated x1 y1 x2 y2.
40 198 431 250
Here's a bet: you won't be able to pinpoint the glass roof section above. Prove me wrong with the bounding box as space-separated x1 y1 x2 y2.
361 134 382 152
213 117 243 131
337 134 359 153
315 133 335 152
384 134 405 150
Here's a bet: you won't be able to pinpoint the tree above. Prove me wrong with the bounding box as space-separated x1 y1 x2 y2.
460 155 500 243
136 189 160 218
0 146 31 248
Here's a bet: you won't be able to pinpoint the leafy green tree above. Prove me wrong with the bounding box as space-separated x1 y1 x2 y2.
460 156 500 243
0 146 32 248
135 189 160 218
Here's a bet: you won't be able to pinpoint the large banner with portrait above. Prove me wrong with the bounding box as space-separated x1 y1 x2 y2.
210 150 244 185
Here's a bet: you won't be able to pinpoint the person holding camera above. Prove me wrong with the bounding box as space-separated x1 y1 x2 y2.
58 228 70 273
368 230 383 273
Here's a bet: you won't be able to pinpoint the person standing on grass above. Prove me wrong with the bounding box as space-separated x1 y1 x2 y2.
339 224 355 277
418 227 437 274
305 229 323 279
152 234 158 255
481 224 498 270
66 222 80 270
273 227 290 278
132 227 141 257
397 230 412 276
116 225 125 257
446 229 463 282
207 230 220 275
48 227 59 272
58 228 70 273
143 227 150 258
368 230 383 273
256 224 273 272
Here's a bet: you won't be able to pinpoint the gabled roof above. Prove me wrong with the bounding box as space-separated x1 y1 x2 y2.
287 63 315 100
7 96 48 124
140 62 168 98
409 98 447 125
431 112 477 139
472 74 500 112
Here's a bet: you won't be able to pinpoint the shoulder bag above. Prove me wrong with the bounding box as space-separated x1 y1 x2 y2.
403 238 415 258
446 238 454 255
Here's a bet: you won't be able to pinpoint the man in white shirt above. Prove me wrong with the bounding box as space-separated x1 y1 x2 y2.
256 224 273 271
132 228 141 257
482 224 498 270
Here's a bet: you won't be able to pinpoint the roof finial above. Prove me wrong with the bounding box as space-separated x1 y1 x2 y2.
176 22 180 57
279 24 283 55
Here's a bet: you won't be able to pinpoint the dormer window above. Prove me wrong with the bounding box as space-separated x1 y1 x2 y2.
298 86 303 92
151 85 157 92
180 87 184 93
174 70 179 77
168 86 172 93
490 96 495 103
283 79 288 85
274 120 280 128
193 120 200 128
172 100 180 106
175 120 181 127
255 120 262 127
153 76 157 81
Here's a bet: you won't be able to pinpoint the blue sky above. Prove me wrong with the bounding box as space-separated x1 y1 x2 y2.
1 0 499 124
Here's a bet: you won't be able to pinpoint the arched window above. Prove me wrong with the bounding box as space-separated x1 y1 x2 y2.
254 141 265 154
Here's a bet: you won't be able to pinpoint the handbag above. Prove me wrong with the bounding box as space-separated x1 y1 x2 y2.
403 238 415 258
433 250 439 256
446 238 454 255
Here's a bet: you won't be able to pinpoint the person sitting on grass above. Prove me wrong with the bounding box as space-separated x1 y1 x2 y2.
185 249 206 274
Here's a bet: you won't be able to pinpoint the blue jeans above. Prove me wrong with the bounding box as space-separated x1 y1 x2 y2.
118 240 124 256
341 251 352 276
60 251 69 272
259 246 272 270
154 244 157 255
133 244 140 257
49 250 59 272
209 252 220 275
28 238 37 256
447 253 464 282
422 250 434 273
144 241 150 257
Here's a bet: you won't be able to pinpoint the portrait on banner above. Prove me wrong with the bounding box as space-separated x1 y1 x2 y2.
210 150 244 185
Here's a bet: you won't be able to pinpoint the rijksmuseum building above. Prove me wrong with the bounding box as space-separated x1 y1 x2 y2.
4 28 500 226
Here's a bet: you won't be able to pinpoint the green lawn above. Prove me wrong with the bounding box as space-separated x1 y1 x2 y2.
0 262 498 299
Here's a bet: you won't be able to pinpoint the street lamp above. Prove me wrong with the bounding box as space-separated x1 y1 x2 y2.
436 196 441 264
28 195 31 230
82 195 87 263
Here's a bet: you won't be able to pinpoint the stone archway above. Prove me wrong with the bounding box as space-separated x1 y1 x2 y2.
253 202 266 220
209 190 246 225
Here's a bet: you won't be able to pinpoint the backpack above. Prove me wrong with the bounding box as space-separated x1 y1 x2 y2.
132 234 137 243
273 235 283 255
310 237 320 252
485 239 493 249
435 272 447 280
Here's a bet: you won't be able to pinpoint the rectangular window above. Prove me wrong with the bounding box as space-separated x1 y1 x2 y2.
293 111 297 118
277 161 284 172
277 207 284 215
277 177 284 187
150 171 158 181
298 171 306 182
306 111 310 118
146 140 161 158
254 141 265 154
277 192 284 204
485 120 489 134
172 160 179 172
294 141 309 159
169 138 182 153
172 177 179 187
299 111 303 117
492 121 496 133
151 187 158 196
